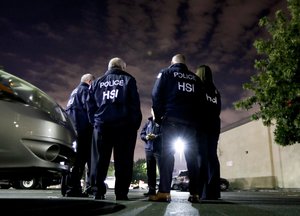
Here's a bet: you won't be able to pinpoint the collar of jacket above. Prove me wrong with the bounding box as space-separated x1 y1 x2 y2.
80 82 89 87
105 68 124 75
105 68 132 78
169 63 188 70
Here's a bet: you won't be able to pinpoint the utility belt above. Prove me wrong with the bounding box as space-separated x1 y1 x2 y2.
163 116 196 127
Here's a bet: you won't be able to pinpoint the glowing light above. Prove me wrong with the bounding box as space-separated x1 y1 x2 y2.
13 121 19 128
72 141 77 152
174 137 185 154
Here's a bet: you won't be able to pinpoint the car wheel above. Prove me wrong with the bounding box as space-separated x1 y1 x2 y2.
181 184 188 191
19 178 39 189
220 180 229 191
61 174 70 196
172 184 180 190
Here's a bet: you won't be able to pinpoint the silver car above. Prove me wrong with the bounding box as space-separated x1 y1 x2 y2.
0 69 76 190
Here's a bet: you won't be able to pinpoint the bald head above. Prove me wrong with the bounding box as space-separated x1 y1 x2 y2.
108 57 127 71
171 54 186 65
81 73 95 84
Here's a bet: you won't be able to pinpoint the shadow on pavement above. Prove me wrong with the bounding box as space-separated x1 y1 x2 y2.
0 198 126 216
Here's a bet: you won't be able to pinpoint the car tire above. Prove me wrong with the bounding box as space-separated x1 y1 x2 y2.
61 174 70 196
180 184 189 191
172 184 180 190
19 178 39 189
220 179 229 191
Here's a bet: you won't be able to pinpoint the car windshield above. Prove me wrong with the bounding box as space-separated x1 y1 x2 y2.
0 70 67 123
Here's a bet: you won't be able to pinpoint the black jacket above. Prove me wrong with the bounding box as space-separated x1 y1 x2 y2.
65 82 91 132
152 63 206 127
196 65 221 134
87 68 142 130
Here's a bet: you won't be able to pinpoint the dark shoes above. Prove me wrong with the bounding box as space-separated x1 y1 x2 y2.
148 192 171 202
188 194 201 203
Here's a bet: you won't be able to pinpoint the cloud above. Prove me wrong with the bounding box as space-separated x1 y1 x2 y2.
0 0 289 160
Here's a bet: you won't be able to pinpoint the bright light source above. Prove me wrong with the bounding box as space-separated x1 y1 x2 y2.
174 137 185 154
72 141 77 152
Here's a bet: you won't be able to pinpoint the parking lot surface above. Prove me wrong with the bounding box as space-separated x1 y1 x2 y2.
0 188 300 215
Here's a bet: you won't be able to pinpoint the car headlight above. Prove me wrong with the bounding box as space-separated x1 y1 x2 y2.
173 137 185 153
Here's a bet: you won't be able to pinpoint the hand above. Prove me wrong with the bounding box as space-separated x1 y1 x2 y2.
146 133 156 140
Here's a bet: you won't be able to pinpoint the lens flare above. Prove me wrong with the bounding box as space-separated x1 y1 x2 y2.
174 137 185 153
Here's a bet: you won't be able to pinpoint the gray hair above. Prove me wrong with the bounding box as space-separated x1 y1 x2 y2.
171 54 186 65
108 57 126 70
81 73 95 83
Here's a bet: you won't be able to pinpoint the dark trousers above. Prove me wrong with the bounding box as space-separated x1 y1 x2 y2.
67 127 92 192
145 150 160 192
196 130 208 197
90 124 137 197
158 119 199 194
202 134 220 199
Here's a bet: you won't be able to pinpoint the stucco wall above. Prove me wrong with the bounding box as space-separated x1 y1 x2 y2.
271 128 300 188
219 119 300 190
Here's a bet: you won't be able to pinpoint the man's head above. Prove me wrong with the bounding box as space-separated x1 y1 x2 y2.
108 57 127 71
171 54 186 65
81 73 95 85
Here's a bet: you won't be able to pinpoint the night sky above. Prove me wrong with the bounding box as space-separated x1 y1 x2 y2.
0 0 287 160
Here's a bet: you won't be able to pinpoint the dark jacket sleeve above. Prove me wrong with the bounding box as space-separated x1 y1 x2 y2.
81 86 89 111
86 83 97 126
140 121 148 143
128 77 142 130
151 70 166 124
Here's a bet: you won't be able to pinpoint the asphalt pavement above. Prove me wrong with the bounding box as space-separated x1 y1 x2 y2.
0 188 300 216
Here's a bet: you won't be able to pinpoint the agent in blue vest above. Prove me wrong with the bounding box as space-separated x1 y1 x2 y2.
140 109 161 196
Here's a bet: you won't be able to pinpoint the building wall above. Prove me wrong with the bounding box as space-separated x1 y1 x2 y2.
219 119 300 190
270 125 300 189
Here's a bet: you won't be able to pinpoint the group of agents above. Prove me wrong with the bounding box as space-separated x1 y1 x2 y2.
65 57 142 200
64 54 221 203
140 54 221 203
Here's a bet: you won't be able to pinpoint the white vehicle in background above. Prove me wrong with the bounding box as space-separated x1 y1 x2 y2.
171 170 230 192
138 180 148 190
104 176 116 189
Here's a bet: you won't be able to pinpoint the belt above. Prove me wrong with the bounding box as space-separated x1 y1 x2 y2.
164 116 193 126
